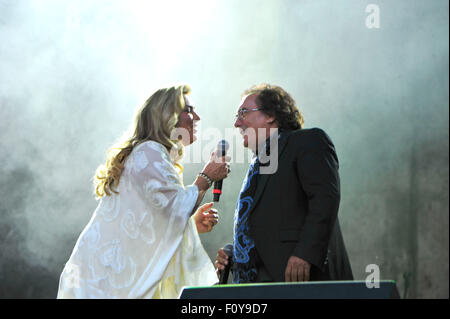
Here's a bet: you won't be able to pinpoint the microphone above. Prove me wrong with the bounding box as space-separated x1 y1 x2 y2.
219 243 233 284
213 139 229 202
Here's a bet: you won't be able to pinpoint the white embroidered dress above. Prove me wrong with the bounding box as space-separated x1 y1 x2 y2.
57 141 217 298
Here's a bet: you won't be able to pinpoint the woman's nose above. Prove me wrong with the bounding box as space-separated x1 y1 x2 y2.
193 111 200 121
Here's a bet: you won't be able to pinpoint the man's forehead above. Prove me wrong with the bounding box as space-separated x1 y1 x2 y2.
238 93 258 108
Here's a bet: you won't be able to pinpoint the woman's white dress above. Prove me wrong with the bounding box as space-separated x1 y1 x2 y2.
57 141 217 298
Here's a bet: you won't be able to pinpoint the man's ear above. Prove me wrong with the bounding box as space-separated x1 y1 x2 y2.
266 116 277 125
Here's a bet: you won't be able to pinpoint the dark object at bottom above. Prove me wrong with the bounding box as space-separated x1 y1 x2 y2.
179 280 399 299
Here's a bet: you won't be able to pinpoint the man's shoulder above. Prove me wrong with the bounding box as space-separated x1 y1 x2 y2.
288 128 333 146
289 127 327 137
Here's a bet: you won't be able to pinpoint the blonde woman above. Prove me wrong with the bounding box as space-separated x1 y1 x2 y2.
57 85 230 298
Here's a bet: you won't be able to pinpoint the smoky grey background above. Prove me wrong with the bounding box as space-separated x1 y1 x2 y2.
0 0 448 298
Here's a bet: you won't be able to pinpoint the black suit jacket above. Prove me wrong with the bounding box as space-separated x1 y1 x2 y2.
248 128 353 282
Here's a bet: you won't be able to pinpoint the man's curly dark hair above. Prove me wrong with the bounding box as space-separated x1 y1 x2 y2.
242 84 304 131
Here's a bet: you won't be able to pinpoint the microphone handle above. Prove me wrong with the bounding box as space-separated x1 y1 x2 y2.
219 262 232 284
213 145 227 202
213 180 223 202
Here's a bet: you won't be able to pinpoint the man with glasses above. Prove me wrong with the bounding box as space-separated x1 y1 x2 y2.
215 84 353 284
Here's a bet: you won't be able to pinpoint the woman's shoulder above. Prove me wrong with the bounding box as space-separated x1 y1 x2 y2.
134 140 169 155
130 140 177 167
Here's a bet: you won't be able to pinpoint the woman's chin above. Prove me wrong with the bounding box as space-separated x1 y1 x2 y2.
182 135 196 146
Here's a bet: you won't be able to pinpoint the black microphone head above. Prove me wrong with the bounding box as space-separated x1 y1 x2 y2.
223 243 233 257
216 139 229 156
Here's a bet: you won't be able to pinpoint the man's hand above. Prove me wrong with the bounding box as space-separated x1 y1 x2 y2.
193 202 219 234
285 256 311 282
215 248 230 279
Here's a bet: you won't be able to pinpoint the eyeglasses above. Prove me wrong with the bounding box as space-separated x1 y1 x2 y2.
234 107 260 121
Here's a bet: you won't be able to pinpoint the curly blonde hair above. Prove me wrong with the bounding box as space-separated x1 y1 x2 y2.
94 85 190 198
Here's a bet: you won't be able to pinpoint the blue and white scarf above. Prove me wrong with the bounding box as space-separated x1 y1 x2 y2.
232 156 260 283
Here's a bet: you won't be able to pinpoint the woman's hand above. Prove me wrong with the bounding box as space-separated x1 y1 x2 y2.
191 152 231 215
194 202 219 234
201 151 231 182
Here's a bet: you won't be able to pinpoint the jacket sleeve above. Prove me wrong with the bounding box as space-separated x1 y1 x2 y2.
292 129 340 270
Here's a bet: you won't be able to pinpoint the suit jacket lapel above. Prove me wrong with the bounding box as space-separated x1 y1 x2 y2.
248 130 293 215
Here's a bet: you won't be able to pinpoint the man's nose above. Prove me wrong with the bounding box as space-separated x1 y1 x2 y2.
234 117 241 128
